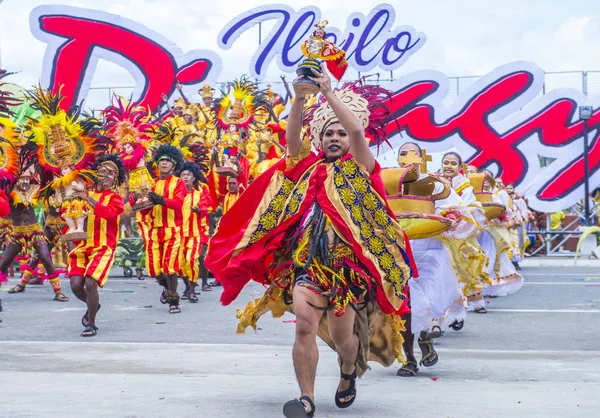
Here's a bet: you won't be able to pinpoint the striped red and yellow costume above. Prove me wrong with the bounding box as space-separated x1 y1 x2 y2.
141 175 186 277
221 191 240 215
179 184 213 283
199 184 214 246
67 189 124 287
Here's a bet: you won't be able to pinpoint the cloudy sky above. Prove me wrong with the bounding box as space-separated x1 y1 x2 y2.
0 0 599 90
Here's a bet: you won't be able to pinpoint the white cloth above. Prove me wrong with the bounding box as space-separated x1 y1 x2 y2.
408 237 462 333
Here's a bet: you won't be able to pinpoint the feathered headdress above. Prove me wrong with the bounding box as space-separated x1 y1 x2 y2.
305 79 393 150
103 96 156 148
0 117 21 193
23 86 109 199
0 70 21 117
103 96 157 171
217 76 257 130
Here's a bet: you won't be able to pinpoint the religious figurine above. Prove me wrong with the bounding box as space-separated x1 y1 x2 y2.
25 86 105 242
294 20 348 95
102 96 158 211
216 77 256 177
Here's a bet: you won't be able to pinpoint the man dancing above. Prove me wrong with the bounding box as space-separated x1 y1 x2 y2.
69 154 125 337
136 144 186 314
3 167 67 301
206 65 413 417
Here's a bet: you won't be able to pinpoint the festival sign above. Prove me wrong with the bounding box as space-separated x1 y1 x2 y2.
30 5 222 112
218 3 425 79
25 4 599 212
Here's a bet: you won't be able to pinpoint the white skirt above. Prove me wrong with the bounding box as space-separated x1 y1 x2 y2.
409 237 462 333
477 230 497 279
480 240 524 297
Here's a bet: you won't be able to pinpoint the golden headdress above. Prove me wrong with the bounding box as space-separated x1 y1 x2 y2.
217 76 257 130
200 83 214 99
174 97 186 110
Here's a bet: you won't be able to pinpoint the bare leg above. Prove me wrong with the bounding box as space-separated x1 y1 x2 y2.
33 241 56 275
199 244 209 288
0 243 23 274
292 286 327 412
327 306 359 404
167 274 178 295
397 313 419 376
84 277 100 325
70 275 87 303
166 273 180 312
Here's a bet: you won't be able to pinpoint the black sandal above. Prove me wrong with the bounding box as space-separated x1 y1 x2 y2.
189 293 199 303
160 289 168 304
450 319 464 331
169 305 181 314
418 339 439 367
397 361 419 377
181 290 189 301
283 395 315 418
81 304 101 328
474 307 488 314
335 365 357 409
80 323 98 337
8 284 25 294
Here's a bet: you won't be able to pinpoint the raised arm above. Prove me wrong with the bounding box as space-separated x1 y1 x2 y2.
311 64 374 172
280 74 293 106
161 94 176 119
176 83 191 106
286 84 306 158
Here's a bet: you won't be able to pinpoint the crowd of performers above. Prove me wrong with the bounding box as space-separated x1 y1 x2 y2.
0 69 298 329
0 58 533 415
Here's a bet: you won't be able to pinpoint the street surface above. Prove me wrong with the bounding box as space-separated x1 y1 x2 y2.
1 266 599 417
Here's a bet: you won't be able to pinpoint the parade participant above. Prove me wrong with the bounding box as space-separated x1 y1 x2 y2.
197 83 218 146
208 175 241 288
69 154 125 337
178 161 213 300
469 168 524 297
387 143 477 376
215 77 256 188
506 182 531 269
439 151 491 314
26 86 106 243
222 176 241 214
135 144 186 314
10 196 69 291
2 166 68 301
206 67 414 417
0 71 18 320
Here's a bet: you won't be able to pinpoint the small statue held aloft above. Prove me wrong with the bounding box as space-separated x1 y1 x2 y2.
293 20 348 95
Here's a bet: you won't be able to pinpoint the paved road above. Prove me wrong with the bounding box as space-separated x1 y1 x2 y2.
1 266 599 417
